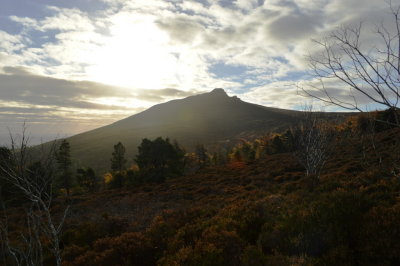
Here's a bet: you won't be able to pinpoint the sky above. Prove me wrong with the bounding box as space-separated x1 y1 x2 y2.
0 0 397 145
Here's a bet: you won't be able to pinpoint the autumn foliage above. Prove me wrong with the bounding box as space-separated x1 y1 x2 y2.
1 112 400 265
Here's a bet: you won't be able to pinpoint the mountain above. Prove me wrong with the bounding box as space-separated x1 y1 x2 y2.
66 89 305 172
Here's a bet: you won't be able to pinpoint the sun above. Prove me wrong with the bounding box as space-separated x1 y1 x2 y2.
85 14 179 89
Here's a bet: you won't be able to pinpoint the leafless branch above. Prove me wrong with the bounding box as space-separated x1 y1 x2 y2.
294 104 335 186
301 4 400 126
0 125 68 266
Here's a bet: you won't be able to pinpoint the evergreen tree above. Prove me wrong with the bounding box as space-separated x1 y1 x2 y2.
111 142 127 173
125 169 142 186
109 172 125 189
173 140 186 171
283 129 295 152
195 144 208 168
211 152 218 166
76 167 98 192
232 148 242 162
56 140 72 196
27 161 52 194
271 135 285 154
135 137 185 183
241 141 256 162
215 147 229 165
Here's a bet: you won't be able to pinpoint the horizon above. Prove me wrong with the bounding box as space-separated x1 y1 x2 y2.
0 0 396 145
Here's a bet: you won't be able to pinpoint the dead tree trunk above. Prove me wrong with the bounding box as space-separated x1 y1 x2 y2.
0 127 68 266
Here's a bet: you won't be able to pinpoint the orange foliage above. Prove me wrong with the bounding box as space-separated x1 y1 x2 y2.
29 117 400 265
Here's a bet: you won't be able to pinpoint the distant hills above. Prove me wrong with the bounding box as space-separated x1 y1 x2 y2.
65 89 331 172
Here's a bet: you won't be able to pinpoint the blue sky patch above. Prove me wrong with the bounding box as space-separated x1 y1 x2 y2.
209 62 248 79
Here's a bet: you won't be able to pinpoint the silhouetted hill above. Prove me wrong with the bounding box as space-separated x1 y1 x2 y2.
66 89 329 172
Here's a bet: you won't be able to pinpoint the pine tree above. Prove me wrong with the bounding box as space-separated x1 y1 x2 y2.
195 144 208 168
76 167 98 192
135 137 185 182
111 142 127 173
56 139 72 197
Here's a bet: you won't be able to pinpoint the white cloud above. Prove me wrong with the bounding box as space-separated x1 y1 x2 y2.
0 66 205 144
1 0 399 142
235 0 259 11
0 30 26 53
41 6 95 31
5 0 396 90
241 81 302 109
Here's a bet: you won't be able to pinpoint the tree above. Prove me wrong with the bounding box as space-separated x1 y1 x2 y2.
294 106 334 186
0 147 15 202
282 130 296 152
301 3 400 127
240 140 256 162
0 129 68 266
76 167 98 192
56 140 73 197
135 137 185 183
111 142 127 173
195 144 209 168
108 172 125 189
271 135 285 154
0 147 13 174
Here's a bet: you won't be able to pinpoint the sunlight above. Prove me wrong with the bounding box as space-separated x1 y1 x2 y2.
86 14 179 89
89 96 150 109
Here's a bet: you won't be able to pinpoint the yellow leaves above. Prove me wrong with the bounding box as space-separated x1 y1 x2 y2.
103 172 113 185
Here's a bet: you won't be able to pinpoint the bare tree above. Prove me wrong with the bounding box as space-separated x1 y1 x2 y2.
0 127 69 266
294 105 334 186
301 3 400 127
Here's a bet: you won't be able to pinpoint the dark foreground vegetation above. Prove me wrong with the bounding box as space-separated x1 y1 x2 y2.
1 110 400 266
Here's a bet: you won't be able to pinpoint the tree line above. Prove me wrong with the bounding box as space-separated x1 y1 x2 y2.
55 106 400 194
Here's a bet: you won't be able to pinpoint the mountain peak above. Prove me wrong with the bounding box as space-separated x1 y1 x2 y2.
67 88 303 173
210 88 228 96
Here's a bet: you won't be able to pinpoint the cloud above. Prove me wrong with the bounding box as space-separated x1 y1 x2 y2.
0 66 205 108
134 88 206 102
10 7 95 32
156 15 205 44
0 30 26 53
267 12 321 41
0 67 124 107
1 0 398 144
0 66 205 145
235 0 259 11
5 0 396 89
241 81 303 109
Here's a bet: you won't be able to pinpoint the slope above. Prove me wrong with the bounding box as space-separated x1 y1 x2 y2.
66 88 303 172
61 126 400 265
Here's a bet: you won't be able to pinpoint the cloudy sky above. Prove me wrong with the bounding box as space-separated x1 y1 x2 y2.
0 0 396 144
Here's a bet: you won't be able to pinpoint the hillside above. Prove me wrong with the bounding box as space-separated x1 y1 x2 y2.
3 110 400 265
57 125 400 265
67 89 304 172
